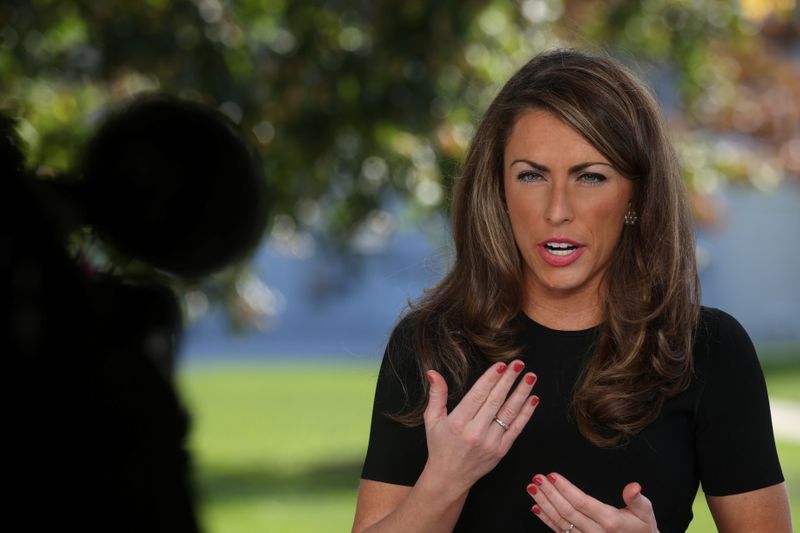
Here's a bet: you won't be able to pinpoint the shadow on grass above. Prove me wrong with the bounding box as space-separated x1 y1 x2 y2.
195 458 363 503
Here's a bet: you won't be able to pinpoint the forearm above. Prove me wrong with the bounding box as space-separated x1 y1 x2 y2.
355 468 469 533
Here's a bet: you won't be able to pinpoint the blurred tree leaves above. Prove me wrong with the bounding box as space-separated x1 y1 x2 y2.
1 0 798 328
2 0 797 232
3 0 491 240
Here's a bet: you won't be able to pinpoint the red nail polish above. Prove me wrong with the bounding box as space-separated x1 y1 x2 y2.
512 361 524 372
496 363 507 374
530 395 540 406
533 475 543 486
547 474 557 484
527 484 537 495
524 373 536 385
532 505 541 515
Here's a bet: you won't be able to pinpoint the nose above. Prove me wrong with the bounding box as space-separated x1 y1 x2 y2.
544 183 573 224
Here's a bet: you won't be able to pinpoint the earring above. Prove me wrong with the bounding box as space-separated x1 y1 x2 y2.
624 210 638 225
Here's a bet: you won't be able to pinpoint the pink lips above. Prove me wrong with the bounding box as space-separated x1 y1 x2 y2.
537 238 585 267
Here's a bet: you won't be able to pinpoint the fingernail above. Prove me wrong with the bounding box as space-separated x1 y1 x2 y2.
533 475 544 486
547 474 557 484
524 373 536 385
526 484 537 495
425 371 434 385
532 505 541 515
512 361 524 372
496 363 507 374
530 395 540 406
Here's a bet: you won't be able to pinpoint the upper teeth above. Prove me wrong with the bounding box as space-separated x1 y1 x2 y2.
545 242 578 256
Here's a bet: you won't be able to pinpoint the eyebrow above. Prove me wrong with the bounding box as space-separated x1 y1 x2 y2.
509 159 614 173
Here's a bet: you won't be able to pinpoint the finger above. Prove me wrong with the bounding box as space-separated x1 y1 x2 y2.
528 484 580 533
531 500 562 532
423 370 449 428
528 484 556 531
498 390 539 452
470 359 528 427
529 484 572 532
533 473 605 532
448 361 509 421
492 371 536 432
622 482 656 526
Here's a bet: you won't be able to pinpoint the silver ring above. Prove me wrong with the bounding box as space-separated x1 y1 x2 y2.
563 524 574 533
493 416 510 431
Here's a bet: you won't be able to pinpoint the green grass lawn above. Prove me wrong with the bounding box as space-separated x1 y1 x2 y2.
178 353 800 533
179 361 376 533
761 344 800 403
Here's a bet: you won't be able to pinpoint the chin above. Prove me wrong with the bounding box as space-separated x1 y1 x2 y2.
537 277 587 294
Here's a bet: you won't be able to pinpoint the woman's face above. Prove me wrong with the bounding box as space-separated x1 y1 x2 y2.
503 109 633 305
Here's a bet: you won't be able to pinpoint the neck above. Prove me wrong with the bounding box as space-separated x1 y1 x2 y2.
522 282 605 331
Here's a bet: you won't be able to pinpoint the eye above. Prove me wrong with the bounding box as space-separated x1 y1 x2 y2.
577 172 607 185
517 170 545 183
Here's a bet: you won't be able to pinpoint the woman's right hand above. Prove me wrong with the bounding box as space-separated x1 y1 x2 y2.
352 361 538 532
422 360 539 496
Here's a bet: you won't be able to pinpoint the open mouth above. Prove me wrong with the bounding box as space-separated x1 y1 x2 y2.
544 242 579 256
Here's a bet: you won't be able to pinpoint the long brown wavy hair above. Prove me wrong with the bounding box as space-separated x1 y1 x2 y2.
391 48 700 447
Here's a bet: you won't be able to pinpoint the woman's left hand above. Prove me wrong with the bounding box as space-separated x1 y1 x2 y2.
526 472 659 533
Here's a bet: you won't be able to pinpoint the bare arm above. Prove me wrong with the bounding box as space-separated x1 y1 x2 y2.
352 361 540 532
352 477 466 533
706 483 792 533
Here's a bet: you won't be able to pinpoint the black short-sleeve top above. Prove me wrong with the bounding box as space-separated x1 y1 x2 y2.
360 307 784 532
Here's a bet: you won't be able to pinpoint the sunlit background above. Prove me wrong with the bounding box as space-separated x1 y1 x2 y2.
2 0 798 531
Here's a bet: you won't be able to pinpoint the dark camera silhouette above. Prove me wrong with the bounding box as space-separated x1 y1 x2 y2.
3 95 270 532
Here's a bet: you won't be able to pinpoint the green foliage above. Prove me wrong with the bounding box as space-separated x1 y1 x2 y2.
2 0 495 237
3 1 797 236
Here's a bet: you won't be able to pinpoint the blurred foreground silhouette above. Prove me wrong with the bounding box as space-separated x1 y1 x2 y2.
3 95 269 531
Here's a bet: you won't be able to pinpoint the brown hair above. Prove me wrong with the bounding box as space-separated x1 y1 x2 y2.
391 48 699 447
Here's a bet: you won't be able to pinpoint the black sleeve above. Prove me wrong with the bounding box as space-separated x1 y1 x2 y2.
360 319 428 486
694 308 784 496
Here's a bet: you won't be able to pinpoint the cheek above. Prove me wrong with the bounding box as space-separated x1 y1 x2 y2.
506 188 547 222
506 214 536 260
589 201 627 249
506 212 526 247
507 198 541 238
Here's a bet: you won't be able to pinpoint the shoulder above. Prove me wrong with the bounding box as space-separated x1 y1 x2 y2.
376 313 425 403
693 306 764 397
384 309 458 372
383 313 423 372
695 306 755 358
690 310 783 496
387 313 419 352
697 306 750 338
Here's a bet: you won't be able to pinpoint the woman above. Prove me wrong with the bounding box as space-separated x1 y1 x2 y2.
352 49 791 532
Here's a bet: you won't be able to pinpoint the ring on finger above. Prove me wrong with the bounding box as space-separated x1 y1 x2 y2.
492 416 510 431
562 524 574 533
